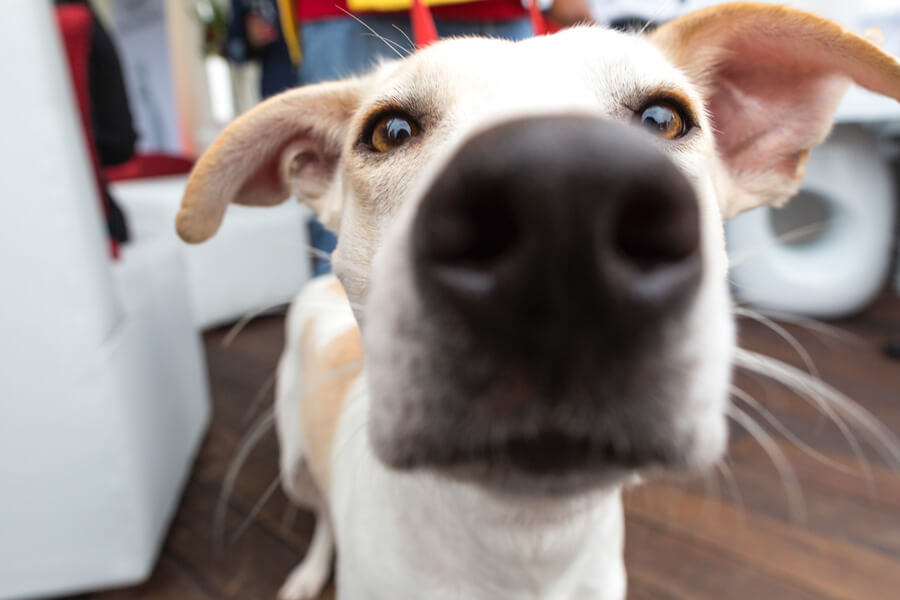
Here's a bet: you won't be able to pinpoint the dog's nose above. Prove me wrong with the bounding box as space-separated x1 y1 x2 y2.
412 116 701 374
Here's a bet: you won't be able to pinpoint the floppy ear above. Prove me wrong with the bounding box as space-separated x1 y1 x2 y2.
650 3 900 218
175 78 367 243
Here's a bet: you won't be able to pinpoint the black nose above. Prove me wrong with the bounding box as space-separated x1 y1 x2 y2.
412 116 701 377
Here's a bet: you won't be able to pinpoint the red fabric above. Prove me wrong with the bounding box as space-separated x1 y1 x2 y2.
528 0 547 35
411 0 439 47
105 154 195 182
55 5 118 259
296 0 527 23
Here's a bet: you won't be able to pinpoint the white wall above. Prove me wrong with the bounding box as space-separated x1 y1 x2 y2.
591 0 900 28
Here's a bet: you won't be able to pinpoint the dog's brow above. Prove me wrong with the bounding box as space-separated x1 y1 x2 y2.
620 85 700 121
363 90 436 122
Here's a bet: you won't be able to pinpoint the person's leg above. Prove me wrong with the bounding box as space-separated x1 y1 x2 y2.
308 218 337 276
299 14 530 85
298 19 359 84
435 17 534 40
299 16 414 85
260 45 299 98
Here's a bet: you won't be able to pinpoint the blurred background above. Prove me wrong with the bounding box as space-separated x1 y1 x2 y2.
1 1 899 599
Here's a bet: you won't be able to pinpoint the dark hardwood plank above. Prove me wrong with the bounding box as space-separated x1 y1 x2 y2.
627 482 900 599
77 292 900 599
626 518 824 600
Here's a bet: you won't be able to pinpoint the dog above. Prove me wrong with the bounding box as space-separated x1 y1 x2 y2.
175 3 900 598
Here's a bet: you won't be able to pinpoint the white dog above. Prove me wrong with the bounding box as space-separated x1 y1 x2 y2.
176 4 900 598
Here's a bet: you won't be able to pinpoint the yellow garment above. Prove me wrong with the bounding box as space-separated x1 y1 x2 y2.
276 0 484 63
348 0 480 13
276 0 302 64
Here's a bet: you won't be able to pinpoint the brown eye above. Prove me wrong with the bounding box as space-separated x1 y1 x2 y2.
638 102 688 140
370 114 420 152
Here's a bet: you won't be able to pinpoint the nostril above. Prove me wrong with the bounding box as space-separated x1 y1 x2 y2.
613 185 700 271
418 193 520 268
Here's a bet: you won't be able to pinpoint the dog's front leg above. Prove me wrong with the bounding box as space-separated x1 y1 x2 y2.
277 514 334 600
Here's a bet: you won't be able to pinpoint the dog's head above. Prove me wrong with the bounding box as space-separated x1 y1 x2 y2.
177 4 900 496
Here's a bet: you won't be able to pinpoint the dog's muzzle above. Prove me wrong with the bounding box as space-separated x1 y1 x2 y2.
412 115 701 393
367 115 716 489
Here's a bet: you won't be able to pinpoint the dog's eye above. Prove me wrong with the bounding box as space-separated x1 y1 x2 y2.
638 102 688 140
369 114 421 152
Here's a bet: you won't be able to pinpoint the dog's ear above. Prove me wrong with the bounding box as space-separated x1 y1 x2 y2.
176 78 367 243
651 3 900 218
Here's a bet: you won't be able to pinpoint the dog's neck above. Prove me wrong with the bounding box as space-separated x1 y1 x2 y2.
426 484 627 598
331 386 627 599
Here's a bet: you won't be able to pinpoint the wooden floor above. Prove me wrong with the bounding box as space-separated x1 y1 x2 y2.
79 292 900 600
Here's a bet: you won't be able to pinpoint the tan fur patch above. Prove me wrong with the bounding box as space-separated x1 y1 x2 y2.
300 321 365 490
650 2 900 218
327 278 348 298
175 78 368 243
650 3 900 101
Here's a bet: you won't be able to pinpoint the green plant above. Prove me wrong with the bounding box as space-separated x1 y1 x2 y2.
193 0 229 56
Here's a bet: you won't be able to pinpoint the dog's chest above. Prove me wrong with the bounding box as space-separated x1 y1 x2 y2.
328 389 628 600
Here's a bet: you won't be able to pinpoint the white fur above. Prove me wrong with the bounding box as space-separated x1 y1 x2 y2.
278 278 628 598
174 6 900 599
332 396 627 599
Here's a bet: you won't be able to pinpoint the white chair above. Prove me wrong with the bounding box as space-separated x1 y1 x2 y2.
113 176 313 329
0 3 209 597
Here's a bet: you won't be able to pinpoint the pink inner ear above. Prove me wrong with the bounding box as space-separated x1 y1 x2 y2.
239 147 289 206
708 39 850 181
236 132 338 207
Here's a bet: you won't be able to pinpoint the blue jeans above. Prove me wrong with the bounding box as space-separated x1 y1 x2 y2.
299 16 533 83
300 16 534 274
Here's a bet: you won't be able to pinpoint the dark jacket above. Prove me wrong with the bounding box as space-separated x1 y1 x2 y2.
226 0 298 98
55 0 137 166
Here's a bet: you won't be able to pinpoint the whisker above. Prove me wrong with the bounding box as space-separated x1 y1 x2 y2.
768 350 900 469
638 0 674 34
262 234 338 263
746 309 863 348
213 409 276 555
361 32 410 56
727 404 807 523
336 8 408 57
716 460 745 518
299 244 335 262
391 23 416 49
223 303 287 348
735 349 877 488
716 460 746 541
243 370 276 425
734 307 818 377
266 237 372 279
281 504 299 533
698 468 721 522
729 220 829 267
730 385 859 477
229 475 282 544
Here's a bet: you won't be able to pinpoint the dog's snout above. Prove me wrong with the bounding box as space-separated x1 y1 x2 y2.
613 178 699 272
412 116 701 369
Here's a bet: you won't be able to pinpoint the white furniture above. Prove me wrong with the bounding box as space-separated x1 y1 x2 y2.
113 176 314 329
724 3 900 317
726 125 896 317
0 3 210 598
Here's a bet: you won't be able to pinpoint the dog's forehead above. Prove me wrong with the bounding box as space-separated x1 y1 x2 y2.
368 28 690 115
